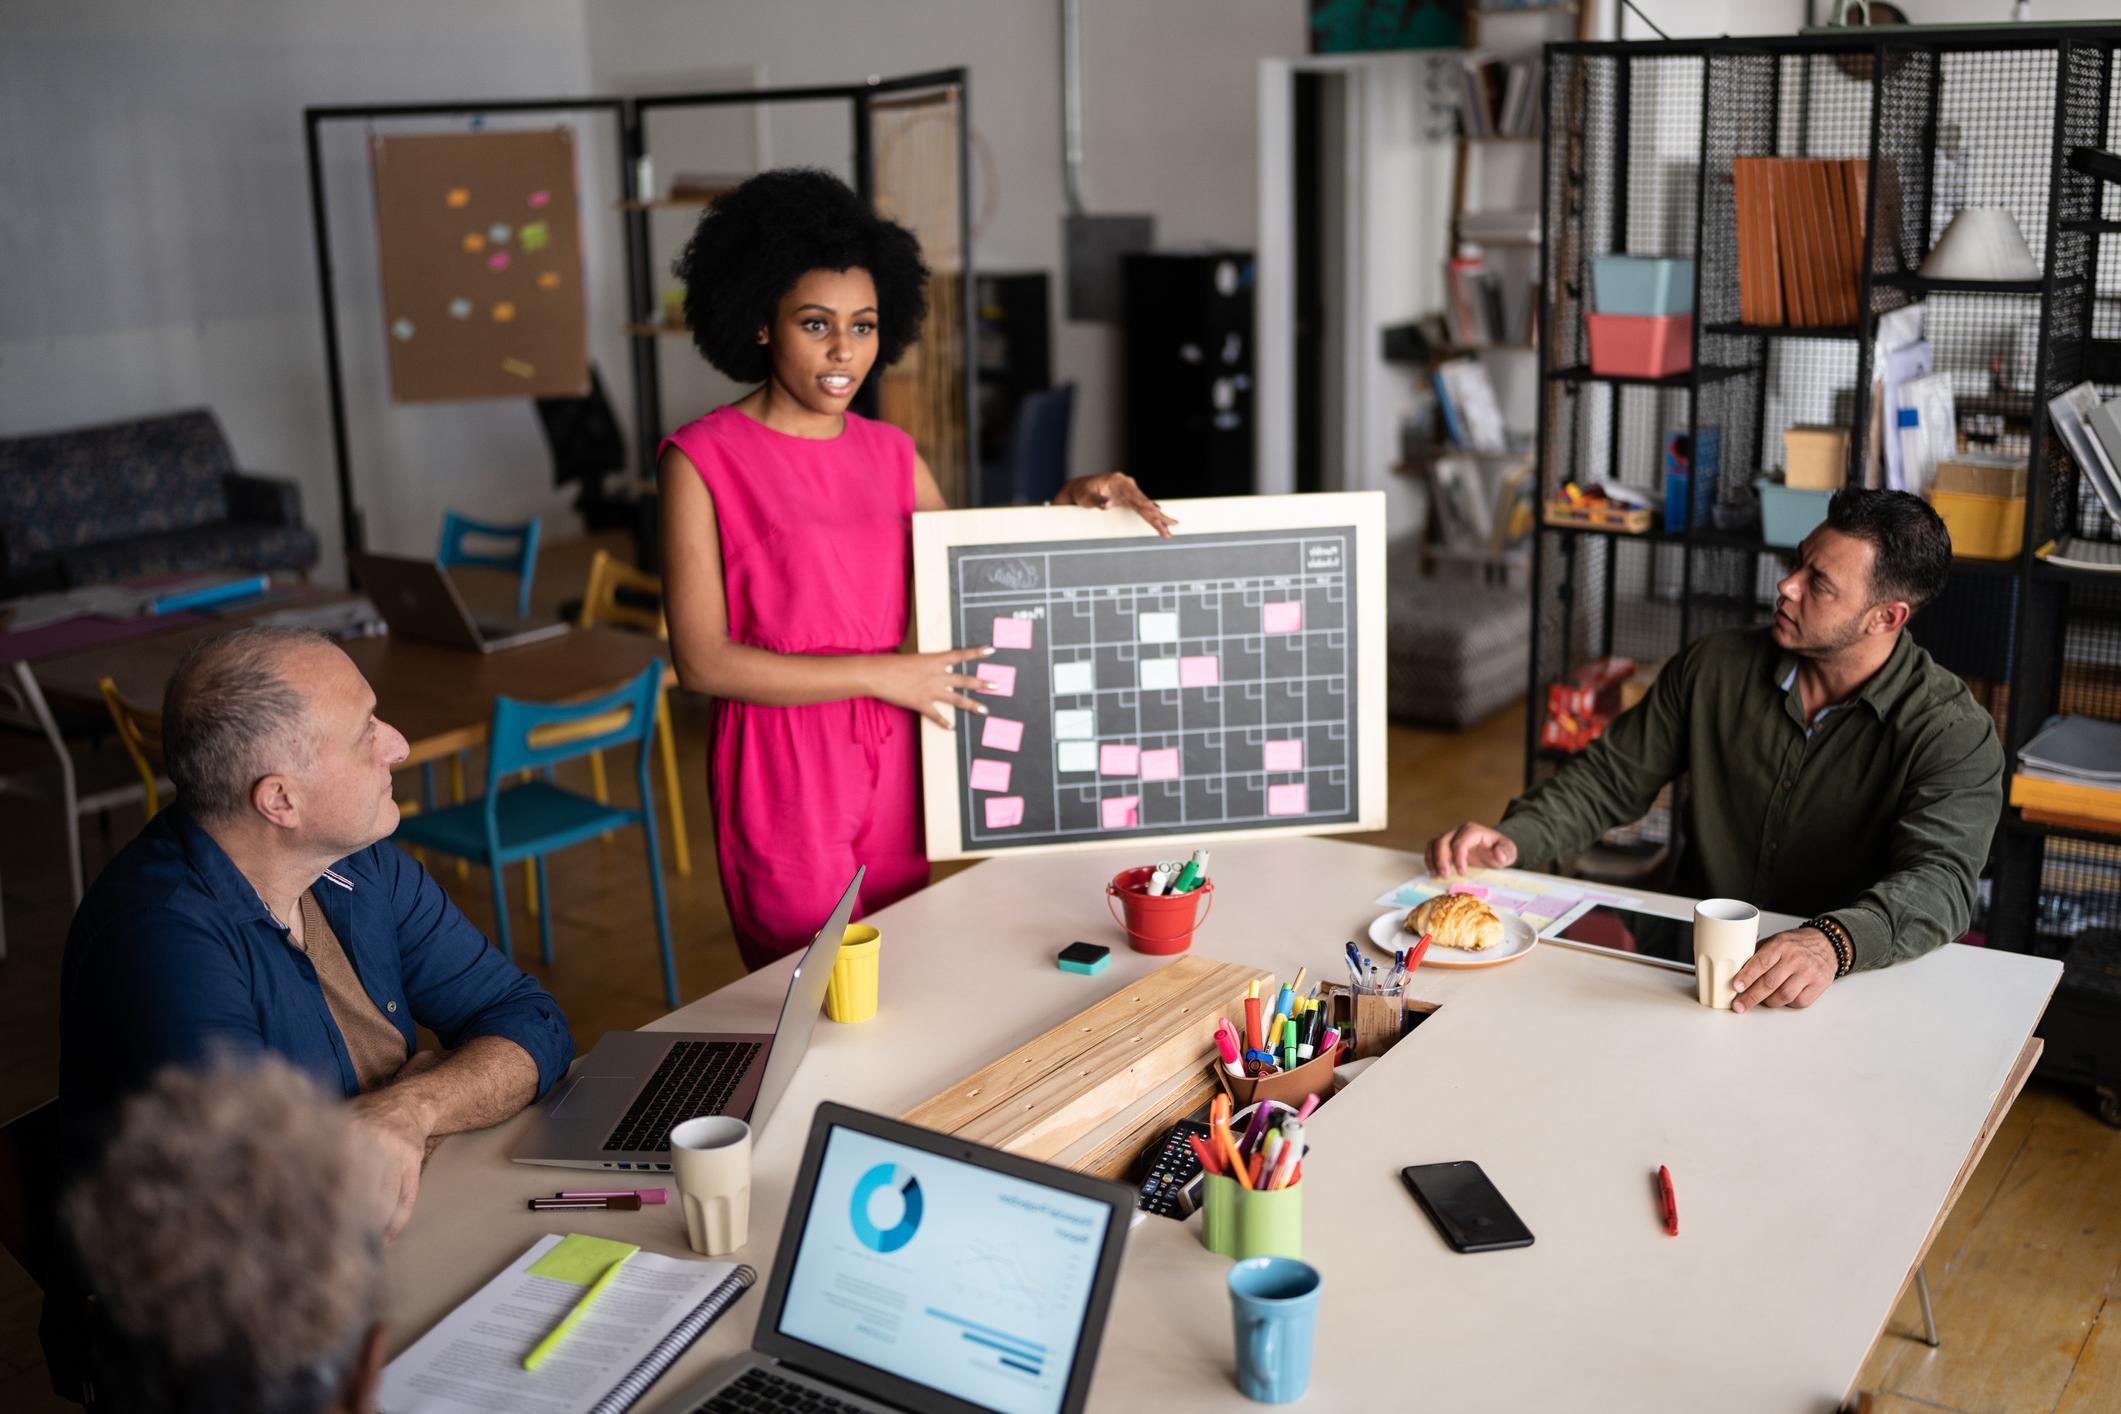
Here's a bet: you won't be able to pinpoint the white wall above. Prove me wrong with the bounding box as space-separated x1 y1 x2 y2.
583 0 1311 485
0 0 603 583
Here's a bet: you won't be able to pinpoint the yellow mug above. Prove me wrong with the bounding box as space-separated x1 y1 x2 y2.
825 923 882 1023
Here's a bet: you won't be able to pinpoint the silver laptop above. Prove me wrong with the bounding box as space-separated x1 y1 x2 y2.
651 1101 1132 1414
350 551 570 653
511 868 864 1171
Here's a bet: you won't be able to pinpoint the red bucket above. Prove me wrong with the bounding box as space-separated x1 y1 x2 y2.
1105 866 1215 955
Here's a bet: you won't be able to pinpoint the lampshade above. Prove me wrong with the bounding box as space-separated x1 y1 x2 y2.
1919 207 2041 282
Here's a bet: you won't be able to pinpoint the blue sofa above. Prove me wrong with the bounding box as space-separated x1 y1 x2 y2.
0 408 319 598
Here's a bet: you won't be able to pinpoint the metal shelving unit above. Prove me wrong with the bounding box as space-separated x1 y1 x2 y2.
1528 26 2121 985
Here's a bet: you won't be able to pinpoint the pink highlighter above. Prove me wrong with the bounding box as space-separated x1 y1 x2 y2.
1214 1020 1244 1077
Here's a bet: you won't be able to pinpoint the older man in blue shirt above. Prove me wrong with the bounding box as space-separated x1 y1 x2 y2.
60 625 576 1239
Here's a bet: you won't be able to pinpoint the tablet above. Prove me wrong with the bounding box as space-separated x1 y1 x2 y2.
1542 901 1695 972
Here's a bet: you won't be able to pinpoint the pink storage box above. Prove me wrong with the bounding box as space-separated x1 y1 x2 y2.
1586 312 1692 379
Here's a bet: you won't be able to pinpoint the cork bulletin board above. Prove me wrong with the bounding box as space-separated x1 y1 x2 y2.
370 129 588 403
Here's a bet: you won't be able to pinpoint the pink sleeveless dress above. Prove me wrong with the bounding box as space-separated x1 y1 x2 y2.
661 407 927 969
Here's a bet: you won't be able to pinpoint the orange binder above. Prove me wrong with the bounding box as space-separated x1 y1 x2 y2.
1770 160 1812 326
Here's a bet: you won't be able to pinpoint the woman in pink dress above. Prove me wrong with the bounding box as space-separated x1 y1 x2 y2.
660 169 1171 969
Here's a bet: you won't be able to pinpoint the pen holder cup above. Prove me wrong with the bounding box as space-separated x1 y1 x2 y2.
1214 1044 1338 1114
1201 1173 1303 1260
1323 984 1438 1061
1106 867 1214 955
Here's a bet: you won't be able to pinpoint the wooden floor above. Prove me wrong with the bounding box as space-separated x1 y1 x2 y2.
0 541 2115 1410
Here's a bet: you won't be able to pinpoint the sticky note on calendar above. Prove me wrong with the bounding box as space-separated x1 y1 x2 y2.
1054 709 1095 739
969 759 1012 792
1262 739 1303 771
981 717 1024 752
1179 656 1221 688
1057 741 1098 773
1140 748 1180 781
1054 660 1095 695
1266 783 1308 816
992 617 1034 650
1138 612 1179 643
1139 658 1180 691
1101 795 1140 829
1100 744 1140 776
977 664 1016 696
984 796 1025 828
1262 602 1303 633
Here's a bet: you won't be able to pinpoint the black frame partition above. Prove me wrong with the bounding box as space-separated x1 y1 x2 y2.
303 67 975 561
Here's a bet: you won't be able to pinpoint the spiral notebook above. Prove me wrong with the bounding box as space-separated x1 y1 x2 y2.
377 1233 756 1414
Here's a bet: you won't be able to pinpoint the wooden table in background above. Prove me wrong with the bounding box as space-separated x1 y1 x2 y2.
34 617 672 769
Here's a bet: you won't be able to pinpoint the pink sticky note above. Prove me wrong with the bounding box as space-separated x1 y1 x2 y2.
982 717 1024 752
1100 744 1140 776
1101 795 1140 829
1179 655 1221 688
969 759 1012 793
487 251 511 272
1448 883 1491 900
1262 739 1304 771
984 796 1025 829
978 663 1016 696
1262 602 1303 633
1140 748 1180 781
528 189 552 208
1266 783 1308 817
992 616 1034 650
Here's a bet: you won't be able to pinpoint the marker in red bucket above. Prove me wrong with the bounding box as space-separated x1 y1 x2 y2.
1106 849 1213 954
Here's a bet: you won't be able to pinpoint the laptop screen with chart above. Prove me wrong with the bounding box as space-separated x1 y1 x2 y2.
772 1121 1118 1414
913 495 1387 858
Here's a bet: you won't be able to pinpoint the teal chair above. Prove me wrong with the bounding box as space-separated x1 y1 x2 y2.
438 510 541 619
392 663 679 1006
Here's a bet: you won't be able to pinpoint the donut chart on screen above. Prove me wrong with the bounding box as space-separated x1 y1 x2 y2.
850 1162 924 1252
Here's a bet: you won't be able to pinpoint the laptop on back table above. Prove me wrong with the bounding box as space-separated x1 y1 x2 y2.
511 868 864 1171
351 551 570 653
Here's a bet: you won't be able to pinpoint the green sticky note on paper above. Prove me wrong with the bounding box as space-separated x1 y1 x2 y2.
520 221 549 252
529 1233 638 1286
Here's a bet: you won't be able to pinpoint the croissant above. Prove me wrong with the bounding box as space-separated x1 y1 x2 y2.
1404 892 1505 951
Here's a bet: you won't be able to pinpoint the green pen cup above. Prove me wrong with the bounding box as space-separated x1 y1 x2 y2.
1201 1173 1302 1261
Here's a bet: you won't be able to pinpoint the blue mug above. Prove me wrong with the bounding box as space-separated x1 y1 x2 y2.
1227 1256 1322 1403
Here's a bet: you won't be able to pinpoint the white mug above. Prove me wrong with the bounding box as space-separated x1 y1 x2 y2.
1693 899 1761 1010
670 1116 751 1256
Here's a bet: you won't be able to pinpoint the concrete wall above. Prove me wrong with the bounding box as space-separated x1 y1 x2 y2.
0 0 612 583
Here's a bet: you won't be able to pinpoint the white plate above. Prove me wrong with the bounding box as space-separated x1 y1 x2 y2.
1366 905 1537 969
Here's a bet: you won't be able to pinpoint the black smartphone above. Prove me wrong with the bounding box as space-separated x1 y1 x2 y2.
1400 1161 1536 1252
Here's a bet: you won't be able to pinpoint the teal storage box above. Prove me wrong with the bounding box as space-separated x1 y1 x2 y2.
1756 479 1835 548
1591 256 1696 316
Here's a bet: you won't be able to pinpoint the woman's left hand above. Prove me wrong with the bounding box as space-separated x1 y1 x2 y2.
1054 472 1178 539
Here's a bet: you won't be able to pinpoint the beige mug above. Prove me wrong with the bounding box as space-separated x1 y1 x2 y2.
1693 898 1761 1010
670 1116 751 1256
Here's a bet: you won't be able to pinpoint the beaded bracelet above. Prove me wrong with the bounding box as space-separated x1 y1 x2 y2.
1805 915 1854 978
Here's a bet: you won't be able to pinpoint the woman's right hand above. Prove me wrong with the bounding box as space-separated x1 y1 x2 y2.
870 646 998 728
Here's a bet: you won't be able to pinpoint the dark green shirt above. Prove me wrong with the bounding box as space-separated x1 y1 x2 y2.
1498 627 2004 972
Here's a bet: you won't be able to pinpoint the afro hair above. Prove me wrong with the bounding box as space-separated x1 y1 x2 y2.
674 167 930 385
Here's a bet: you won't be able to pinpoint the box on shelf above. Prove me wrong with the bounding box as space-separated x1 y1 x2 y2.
1782 426 1850 491
1548 656 1637 719
1664 427 1721 532
1542 707 1609 754
1590 256 1696 316
1932 457 2027 560
1544 498 1655 534
1586 313 1692 379
1756 479 1835 548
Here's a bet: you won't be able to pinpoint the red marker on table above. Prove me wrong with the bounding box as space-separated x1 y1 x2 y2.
1658 1165 1679 1236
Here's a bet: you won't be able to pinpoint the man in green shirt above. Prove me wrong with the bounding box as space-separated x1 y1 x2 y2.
1427 489 2003 1012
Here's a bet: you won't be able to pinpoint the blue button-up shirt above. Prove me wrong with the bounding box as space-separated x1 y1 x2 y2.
60 808 575 1120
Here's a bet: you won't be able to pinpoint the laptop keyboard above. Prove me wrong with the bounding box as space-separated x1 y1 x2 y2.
690 1367 862 1413
602 1040 762 1153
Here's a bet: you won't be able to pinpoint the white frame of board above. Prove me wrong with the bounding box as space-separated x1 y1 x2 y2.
912 492 1388 860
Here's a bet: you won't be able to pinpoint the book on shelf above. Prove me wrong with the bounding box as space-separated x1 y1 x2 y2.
1444 253 1536 347
1457 209 1542 246
1433 358 1508 454
1732 156 1870 327
2048 383 2121 528
2019 715 2121 783
1457 54 1543 139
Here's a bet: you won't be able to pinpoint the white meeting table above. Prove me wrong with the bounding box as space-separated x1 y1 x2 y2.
384 836 2060 1411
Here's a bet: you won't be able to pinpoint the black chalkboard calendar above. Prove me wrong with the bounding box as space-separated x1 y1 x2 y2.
913 494 1387 859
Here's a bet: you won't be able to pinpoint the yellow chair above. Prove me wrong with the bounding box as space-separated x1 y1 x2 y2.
98 677 167 819
577 550 692 876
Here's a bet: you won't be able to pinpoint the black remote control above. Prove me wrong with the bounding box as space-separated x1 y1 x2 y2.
1134 1119 1213 1219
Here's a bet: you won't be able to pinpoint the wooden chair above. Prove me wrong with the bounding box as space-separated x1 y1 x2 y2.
576 549 691 877
97 675 169 819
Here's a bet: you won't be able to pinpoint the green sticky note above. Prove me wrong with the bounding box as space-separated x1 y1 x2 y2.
520 221 550 252
529 1233 639 1286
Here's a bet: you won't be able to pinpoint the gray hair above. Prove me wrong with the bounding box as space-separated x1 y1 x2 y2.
64 1054 385 1413
162 627 331 820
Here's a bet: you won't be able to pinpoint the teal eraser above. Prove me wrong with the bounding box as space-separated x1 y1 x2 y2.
1057 942 1111 975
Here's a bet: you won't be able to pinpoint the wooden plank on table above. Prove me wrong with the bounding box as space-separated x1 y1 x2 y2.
1047 1066 1223 1181
901 955 1273 1163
